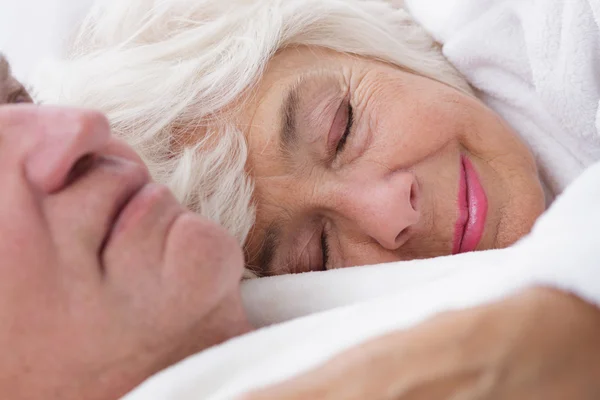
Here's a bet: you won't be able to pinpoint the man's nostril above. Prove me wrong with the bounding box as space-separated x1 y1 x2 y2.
395 227 409 245
409 180 419 212
66 154 97 185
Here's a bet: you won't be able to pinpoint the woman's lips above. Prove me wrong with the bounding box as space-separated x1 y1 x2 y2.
453 155 488 254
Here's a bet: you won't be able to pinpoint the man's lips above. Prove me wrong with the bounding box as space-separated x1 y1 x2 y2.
453 155 488 254
100 163 151 253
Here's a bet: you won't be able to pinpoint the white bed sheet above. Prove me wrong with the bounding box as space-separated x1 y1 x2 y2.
0 0 94 82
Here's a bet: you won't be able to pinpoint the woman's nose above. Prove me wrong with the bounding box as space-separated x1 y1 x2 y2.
25 108 111 193
340 172 421 250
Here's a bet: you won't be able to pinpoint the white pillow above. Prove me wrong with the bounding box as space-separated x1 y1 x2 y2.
0 0 94 83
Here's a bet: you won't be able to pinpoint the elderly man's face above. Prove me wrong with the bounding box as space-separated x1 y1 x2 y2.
0 105 249 398
241 47 545 275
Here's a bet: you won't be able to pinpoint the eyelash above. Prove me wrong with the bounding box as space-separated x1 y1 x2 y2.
320 228 330 271
9 90 28 104
336 102 354 154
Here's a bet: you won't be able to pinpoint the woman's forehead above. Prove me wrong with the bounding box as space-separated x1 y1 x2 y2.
242 47 352 123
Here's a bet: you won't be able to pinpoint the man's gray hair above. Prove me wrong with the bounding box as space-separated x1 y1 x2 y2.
32 0 470 273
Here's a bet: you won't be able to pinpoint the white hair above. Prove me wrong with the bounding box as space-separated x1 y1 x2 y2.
32 0 471 274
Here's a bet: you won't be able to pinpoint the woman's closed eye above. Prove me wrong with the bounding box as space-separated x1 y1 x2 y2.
328 98 354 157
320 226 331 270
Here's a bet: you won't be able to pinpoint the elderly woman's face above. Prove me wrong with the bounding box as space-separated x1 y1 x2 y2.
241 47 545 275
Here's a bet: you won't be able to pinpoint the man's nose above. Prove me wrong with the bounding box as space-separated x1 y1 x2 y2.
24 108 111 193
338 172 421 250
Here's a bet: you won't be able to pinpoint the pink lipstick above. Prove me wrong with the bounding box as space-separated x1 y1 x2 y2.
453 155 488 254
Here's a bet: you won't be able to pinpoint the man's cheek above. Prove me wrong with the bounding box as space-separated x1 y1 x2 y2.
167 214 243 284
0 173 47 242
0 215 57 301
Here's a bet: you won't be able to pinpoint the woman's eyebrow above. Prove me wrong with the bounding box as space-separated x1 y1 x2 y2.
278 74 312 157
278 72 345 160
279 71 330 159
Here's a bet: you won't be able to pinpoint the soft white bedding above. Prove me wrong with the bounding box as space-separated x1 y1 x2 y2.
0 0 95 82
2 0 600 399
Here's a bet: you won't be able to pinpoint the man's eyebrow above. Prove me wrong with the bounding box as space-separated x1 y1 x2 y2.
255 223 281 277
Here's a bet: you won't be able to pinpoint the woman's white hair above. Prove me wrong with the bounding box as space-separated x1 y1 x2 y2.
33 0 470 274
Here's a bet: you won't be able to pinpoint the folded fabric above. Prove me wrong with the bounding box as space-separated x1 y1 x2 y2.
242 247 506 327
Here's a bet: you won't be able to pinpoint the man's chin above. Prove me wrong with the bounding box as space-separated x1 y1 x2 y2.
183 291 253 356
